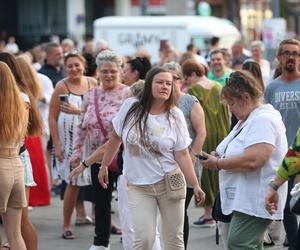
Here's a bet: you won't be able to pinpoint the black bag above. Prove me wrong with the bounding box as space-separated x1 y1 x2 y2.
291 196 300 215
290 183 300 215
212 193 232 223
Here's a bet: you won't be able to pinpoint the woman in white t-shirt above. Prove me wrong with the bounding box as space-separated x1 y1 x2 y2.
96 67 205 250
201 70 288 250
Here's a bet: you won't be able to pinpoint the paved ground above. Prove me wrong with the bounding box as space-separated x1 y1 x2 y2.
1 194 288 250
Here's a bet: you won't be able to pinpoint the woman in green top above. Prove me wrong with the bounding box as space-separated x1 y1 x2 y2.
181 59 230 227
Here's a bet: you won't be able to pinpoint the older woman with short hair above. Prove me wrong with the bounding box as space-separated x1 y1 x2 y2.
201 70 288 250
70 50 129 250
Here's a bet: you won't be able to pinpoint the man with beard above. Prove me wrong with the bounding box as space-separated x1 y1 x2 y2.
207 49 231 86
39 42 65 87
265 38 300 250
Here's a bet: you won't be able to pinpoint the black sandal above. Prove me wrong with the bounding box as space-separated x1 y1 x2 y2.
62 230 74 240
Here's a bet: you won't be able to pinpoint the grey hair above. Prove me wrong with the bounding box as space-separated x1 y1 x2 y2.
61 38 74 47
129 79 145 97
162 61 183 79
96 49 123 69
250 40 264 51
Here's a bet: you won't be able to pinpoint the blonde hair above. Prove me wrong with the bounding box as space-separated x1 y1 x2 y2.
17 55 42 98
0 52 43 136
0 62 27 143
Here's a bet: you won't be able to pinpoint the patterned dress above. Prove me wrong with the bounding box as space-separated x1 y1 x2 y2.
188 82 230 207
52 86 91 186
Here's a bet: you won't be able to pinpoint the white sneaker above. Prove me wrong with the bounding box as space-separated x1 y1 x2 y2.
88 245 110 250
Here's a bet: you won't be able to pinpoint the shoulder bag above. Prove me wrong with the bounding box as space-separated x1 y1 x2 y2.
157 157 186 200
94 88 120 173
212 126 244 223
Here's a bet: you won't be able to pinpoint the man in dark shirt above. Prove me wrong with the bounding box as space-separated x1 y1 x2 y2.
39 42 65 87
231 40 249 69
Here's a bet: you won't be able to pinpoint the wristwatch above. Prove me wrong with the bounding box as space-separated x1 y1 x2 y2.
268 180 279 191
82 160 89 168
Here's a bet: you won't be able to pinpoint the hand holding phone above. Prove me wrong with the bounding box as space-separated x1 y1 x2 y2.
59 94 69 103
195 152 208 160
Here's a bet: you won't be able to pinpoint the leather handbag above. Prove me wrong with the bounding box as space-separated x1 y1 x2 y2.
165 167 186 200
212 193 232 223
157 157 186 200
94 88 120 173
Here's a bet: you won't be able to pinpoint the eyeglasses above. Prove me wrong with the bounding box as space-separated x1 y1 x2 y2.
280 50 300 58
64 50 79 57
99 69 119 75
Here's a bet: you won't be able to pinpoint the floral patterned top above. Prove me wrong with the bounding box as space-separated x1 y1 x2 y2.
71 84 129 162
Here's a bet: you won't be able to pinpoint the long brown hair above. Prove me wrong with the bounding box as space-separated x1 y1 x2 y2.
17 55 42 99
0 62 27 143
122 67 177 155
242 60 264 92
0 52 43 136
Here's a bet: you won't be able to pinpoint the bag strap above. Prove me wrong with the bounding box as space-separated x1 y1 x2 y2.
156 157 166 174
223 126 243 157
94 88 108 140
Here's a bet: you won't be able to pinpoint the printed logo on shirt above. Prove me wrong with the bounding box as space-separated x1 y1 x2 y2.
225 187 236 200
274 90 300 110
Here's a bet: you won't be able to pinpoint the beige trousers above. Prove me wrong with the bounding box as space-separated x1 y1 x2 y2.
127 179 185 250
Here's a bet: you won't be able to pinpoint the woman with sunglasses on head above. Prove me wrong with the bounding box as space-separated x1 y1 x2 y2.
96 67 205 250
163 61 206 249
49 51 96 239
201 70 288 250
69 50 129 250
230 60 265 129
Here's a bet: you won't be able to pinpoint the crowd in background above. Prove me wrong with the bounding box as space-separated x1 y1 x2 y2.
0 34 299 250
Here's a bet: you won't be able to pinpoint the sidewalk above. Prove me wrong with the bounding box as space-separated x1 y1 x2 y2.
1 195 288 250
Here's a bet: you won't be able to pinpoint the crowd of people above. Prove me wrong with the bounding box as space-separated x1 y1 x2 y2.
0 34 299 250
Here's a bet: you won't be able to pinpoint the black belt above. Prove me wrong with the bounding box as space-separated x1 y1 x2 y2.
19 145 26 155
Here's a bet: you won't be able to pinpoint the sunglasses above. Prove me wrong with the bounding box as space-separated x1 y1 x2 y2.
64 49 79 57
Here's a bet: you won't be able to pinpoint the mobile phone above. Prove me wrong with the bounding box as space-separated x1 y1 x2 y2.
195 153 208 160
59 94 69 103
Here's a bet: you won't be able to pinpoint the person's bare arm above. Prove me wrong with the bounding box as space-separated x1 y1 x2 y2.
48 82 68 162
201 143 274 172
174 148 205 205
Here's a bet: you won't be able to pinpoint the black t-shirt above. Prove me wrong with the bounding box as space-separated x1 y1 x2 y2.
38 64 65 87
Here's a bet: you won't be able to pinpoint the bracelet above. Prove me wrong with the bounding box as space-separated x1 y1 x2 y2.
82 160 89 168
189 146 196 155
215 158 221 170
268 180 279 191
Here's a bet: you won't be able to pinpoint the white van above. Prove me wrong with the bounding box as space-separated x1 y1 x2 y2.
94 16 241 63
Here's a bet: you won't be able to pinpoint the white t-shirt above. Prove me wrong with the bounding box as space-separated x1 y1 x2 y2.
217 104 288 220
113 97 191 185
37 73 54 136
260 59 271 87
